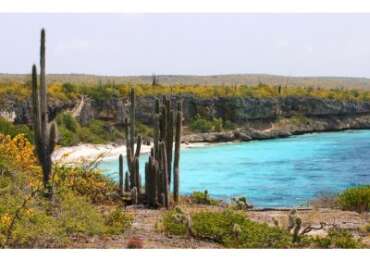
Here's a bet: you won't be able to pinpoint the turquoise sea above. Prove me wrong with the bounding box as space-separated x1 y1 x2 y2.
98 130 370 207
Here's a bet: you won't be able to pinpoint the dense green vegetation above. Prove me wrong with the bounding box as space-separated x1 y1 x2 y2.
311 229 364 249
3 73 370 90
2 81 370 103
0 134 132 248
55 112 153 146
0 117 33 142
56 112 123 146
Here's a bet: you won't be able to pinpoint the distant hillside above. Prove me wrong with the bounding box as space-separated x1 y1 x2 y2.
2 73 370 89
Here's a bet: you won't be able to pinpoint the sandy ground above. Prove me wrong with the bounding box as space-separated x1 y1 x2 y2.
52 142 209 164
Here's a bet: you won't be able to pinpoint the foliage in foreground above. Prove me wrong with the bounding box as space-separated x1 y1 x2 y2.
160 209 291 248
0 134 132 248
337 185 370 213
160 207 365 249
310 229 363 249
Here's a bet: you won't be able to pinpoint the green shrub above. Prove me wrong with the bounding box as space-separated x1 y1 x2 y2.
190 115 214 133
190 210 291 248
161 209 292 248
136 122 153 138
54 165 118 204
57 126 80 146
9 206 67 248
55 112 124 146
62 83 78 94
82 120 122 144
56 190 106 236
223 120 235 130
337 185 370 213
0 118 33 143
160 208 189 236
190 115 227 133
190 190 219 205
312 229 363 248
104 208 133 235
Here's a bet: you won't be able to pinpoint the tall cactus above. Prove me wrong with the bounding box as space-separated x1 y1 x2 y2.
31 29 57 198
123 88 142 202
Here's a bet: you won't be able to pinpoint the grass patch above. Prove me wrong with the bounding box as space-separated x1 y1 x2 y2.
311 229 364 248
337 185 370 213
160 209 292 248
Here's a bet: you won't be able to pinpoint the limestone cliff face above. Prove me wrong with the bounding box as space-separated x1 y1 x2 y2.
3 94 370 129
76 95 370 124
0 94 76 124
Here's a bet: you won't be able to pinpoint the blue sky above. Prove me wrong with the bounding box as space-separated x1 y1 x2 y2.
1 13 370 77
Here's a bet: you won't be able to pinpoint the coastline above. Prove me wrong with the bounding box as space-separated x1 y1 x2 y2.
52 113 370 164
52 125 370 165
52 141 210 164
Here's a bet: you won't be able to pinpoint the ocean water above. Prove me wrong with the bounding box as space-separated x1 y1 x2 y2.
98 130 370 207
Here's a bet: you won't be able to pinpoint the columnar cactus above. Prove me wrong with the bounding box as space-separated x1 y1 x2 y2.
124 171 130 192
31 29 58 198
123 88 142 201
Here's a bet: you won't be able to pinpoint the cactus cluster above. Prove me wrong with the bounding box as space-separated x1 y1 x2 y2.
118 90 183 208
144 97 183 208
31 29 58 197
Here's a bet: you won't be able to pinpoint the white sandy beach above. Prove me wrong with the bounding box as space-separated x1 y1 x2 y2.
52 142 208 164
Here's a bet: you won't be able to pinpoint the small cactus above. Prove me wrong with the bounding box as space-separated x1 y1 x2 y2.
292 217 302 243
232 223 242 238
118 154 124 196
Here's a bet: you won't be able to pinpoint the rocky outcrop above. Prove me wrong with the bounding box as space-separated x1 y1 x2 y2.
181 113 370 143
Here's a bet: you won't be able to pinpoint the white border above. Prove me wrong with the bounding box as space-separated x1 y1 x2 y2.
1 0 370 259
1 0 370 13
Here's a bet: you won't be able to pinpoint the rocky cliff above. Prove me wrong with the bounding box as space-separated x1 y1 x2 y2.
68 95 370 126
2 94 370 142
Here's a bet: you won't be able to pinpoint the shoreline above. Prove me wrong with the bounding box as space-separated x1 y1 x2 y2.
52 124 370 164
52 141 210 164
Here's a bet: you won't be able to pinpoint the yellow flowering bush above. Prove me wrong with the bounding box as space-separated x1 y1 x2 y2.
0 133 42 190
53 165 118 204
0 134 131 248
